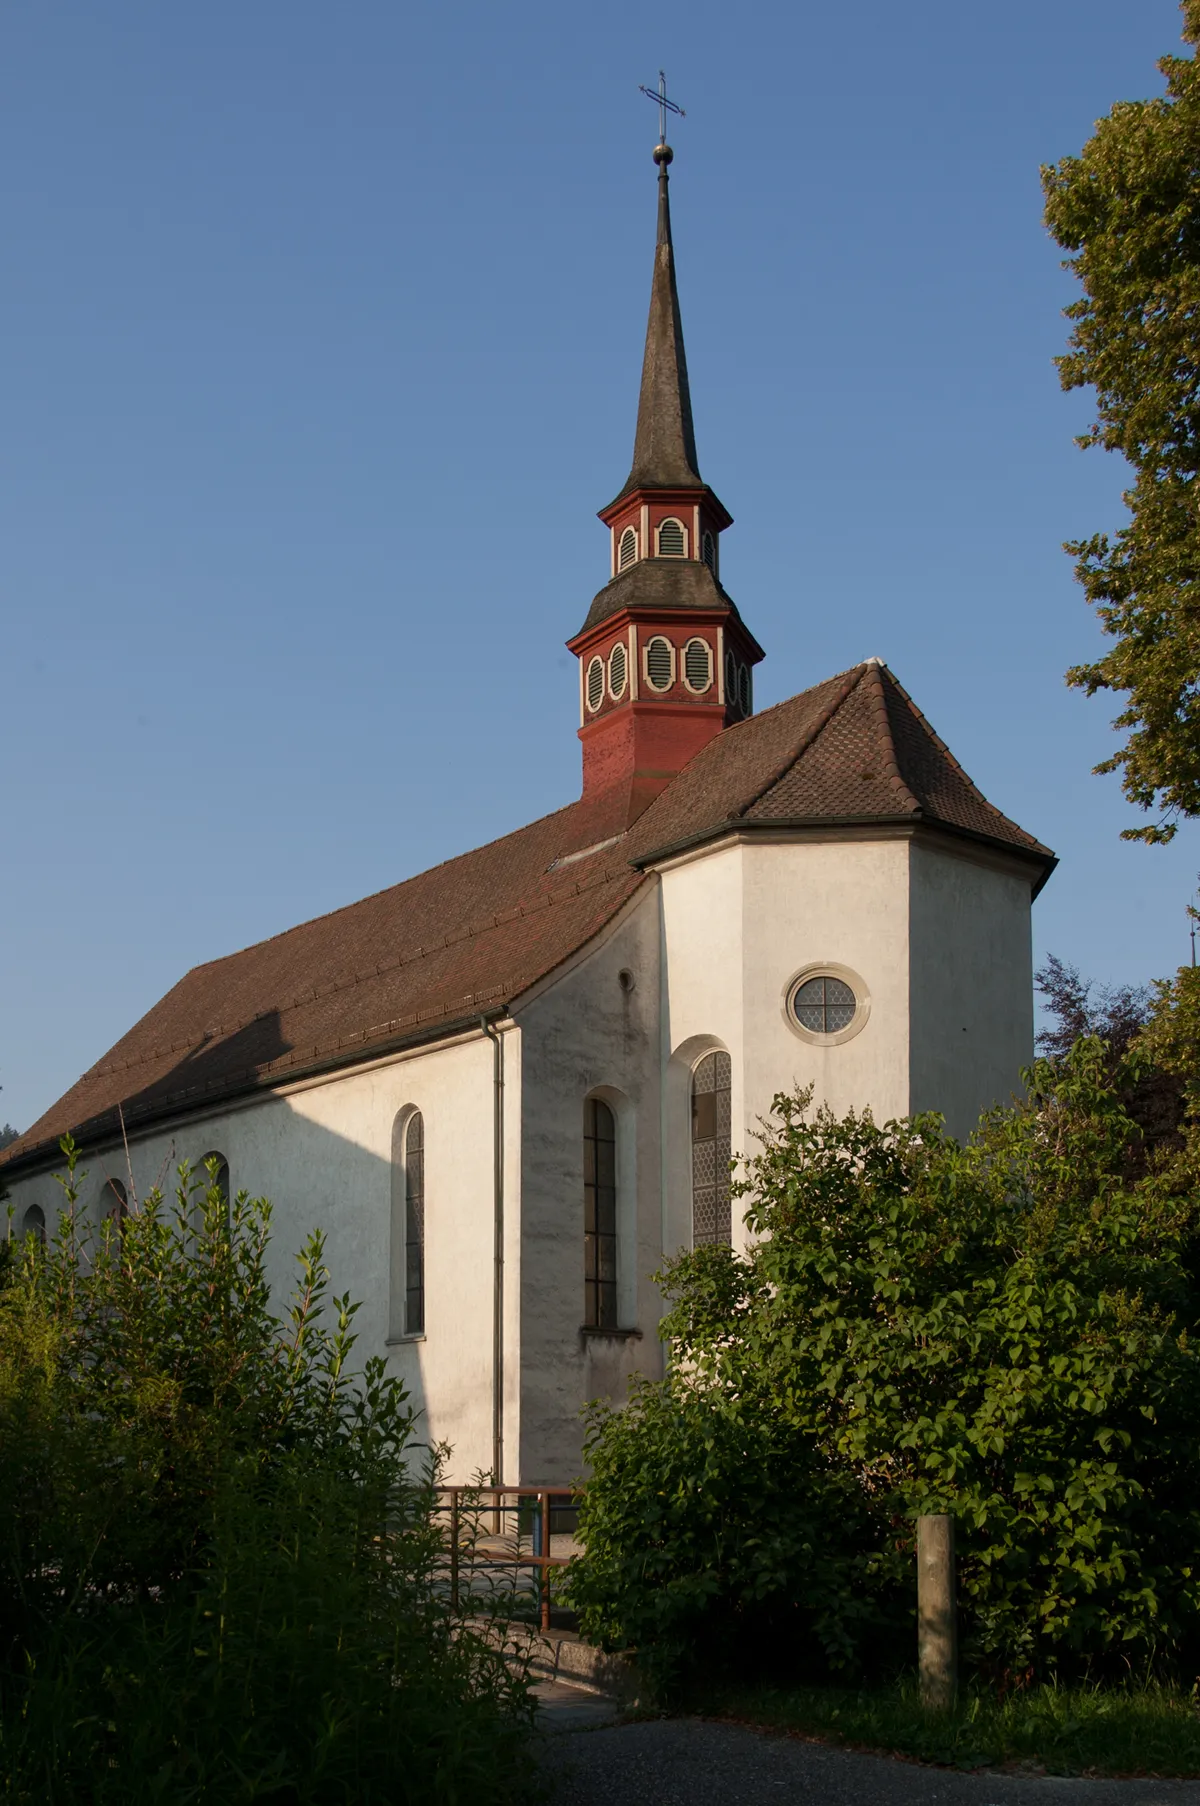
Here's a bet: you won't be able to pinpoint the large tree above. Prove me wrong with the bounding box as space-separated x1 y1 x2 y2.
1043 2 1200 841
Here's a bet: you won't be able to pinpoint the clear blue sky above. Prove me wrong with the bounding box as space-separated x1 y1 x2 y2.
1 0 1192 1136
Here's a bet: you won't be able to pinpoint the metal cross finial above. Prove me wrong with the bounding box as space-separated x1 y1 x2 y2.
639 70 685 145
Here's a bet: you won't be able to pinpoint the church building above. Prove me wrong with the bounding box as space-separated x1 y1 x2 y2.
0 138 1055 1485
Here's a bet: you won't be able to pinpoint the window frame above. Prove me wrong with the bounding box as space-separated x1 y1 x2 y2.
608 640 629 701
618 525 638 570
585 654 606 714
783 964 871 1046
643 634 676 692
655 516 688 558
682 636 713 694
582 1096 619 1330
388 1107 427 1343
690 1049 732 1249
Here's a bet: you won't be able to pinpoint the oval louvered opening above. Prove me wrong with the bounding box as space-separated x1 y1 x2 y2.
684 637 712 693
725 649 738 707
738 663 752 717
609 640 628 700
701 531 716 573
618 526 638 570
586 656 605 713
657 518 685 557
645 636 674 691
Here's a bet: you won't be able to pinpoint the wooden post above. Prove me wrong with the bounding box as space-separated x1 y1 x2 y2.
917 1514 957 1711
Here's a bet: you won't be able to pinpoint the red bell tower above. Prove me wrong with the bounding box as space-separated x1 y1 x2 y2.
568 136 764 826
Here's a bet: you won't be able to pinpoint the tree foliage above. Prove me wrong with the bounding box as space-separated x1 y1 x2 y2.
1043 2 1200 840
0 1146 532 1804
568 1049 1200 1693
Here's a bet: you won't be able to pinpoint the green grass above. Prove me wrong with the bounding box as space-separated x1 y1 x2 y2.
688 1678 1200 1777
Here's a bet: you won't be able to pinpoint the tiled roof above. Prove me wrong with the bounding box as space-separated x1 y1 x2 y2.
1 661 1053 1174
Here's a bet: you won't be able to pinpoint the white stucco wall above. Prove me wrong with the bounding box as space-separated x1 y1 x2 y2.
907 839 1034 1136
513 890 665 1485
3 1027 522 1485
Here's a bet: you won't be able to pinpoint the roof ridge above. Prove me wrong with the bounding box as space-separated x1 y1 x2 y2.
729 664 868 821
876 662 1003 813
863 661 923 816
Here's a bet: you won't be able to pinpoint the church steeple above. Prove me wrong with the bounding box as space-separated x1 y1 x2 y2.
617 143 702 498
566 126 764 826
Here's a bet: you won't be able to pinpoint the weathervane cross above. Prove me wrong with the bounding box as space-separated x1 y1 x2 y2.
639 69 685 144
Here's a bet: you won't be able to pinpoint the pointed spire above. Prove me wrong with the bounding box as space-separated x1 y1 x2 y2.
621 144 703 495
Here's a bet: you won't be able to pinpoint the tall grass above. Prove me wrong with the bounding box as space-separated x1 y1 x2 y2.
0 1145 534 1804
698 1678 1200 1777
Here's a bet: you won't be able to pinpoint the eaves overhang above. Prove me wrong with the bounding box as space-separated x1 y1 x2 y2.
628 812 1058 898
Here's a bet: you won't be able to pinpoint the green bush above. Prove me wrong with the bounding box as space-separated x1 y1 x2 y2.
567 1042 1200 1691
0 1144 533 1803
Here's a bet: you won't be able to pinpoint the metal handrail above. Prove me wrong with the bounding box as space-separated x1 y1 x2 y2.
435 1484 580 1632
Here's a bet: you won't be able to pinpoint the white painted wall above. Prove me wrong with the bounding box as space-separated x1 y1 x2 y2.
2 824 1039 1490
2 1028 522 1486
514 891 665 1485
907 840 1034 1136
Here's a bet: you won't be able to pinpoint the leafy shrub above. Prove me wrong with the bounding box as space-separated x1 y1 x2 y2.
567 1042 1200 1691
0 1143 533 1803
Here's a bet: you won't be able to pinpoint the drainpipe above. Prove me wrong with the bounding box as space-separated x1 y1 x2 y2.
480 1015 505 1496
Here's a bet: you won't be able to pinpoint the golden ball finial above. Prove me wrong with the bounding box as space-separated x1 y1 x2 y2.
653 142 673 166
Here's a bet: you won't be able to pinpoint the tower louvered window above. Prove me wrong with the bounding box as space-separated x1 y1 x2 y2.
405 1112 425 1335
645 635 674 691
583 1097 617 1329
684 637 712 693
738 663 752 717
586 656 605 713
608 640 628 700
618 526 638 570
725 649 738 706
691 1051 732 1247
702 530 716 573
657 517 685 557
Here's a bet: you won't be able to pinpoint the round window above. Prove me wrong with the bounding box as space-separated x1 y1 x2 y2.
792 975 855 1034
609 640 628 700
586 655 605 713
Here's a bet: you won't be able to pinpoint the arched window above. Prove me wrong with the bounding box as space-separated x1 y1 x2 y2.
101 1176 128 1231
683 637 712 693
738 663 752 717
22 1204 45 1245
199 1153 229 1200
656 517 686 557
585 655 605 713
701 530 716 573
583 1098 617 1329
691 1051 731 1247
644 635 674 692
618 525 638 570
404 1112 425 1335
725 648 738 707
608 640 628 700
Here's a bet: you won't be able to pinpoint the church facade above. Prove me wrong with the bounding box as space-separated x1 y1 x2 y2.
0 141 1055 1486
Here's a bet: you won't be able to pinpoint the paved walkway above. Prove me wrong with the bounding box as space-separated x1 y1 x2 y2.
537 1710 1200 1806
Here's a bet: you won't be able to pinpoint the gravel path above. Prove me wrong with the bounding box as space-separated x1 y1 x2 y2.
537 1714 1200 1806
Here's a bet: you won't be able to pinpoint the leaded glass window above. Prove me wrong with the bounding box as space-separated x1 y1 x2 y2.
792 975 856 1035
405 1112 425 1335
691 1051 731 1247
583 1098 617 1329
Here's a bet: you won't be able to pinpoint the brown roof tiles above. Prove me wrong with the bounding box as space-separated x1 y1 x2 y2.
1 661 1053 1175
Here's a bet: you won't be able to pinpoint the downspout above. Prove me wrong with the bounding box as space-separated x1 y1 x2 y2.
480 1015 505 1491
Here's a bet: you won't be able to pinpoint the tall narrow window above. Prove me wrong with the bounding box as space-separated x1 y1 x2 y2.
657 517 686 557
618 526 638 570
22 1204 45 1245
583 1098 617 1329
701 530 716 573
405 1112 425 1335
691 1051 732 1247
